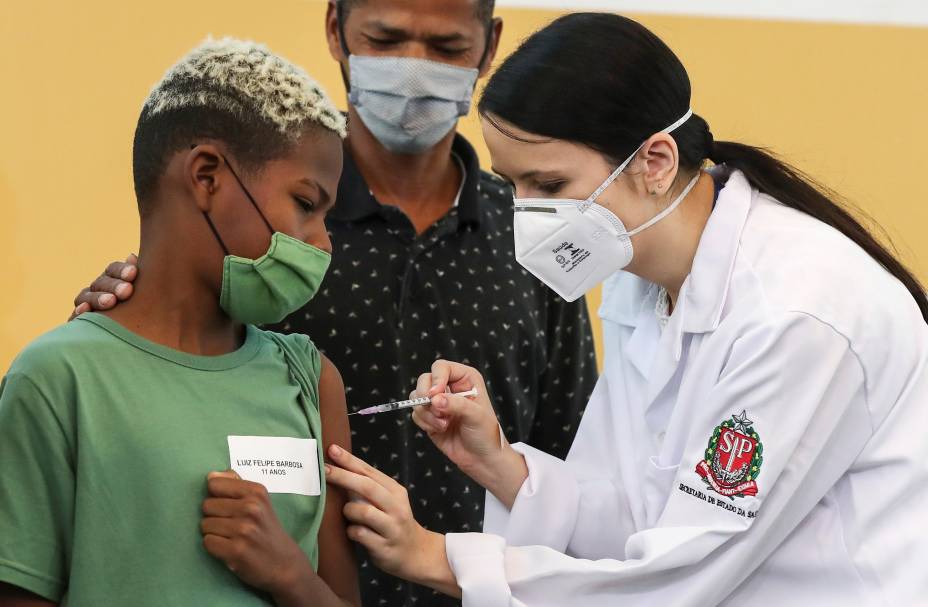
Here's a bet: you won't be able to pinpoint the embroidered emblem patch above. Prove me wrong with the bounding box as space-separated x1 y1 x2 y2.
696 410 763 499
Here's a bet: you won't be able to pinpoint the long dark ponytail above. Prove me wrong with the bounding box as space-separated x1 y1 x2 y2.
709 141 927 321
479 12 928 322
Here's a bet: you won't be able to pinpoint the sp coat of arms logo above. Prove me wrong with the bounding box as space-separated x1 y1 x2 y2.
696 410 763 499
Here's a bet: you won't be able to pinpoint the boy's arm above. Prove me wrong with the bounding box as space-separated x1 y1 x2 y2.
0 374 73 604
240 355 360 607
311 356 361 607
200 356 360 607
0 583 57 607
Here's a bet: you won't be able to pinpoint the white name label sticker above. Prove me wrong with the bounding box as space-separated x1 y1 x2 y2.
227 436 321 496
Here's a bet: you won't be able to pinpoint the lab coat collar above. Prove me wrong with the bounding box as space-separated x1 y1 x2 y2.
678 167 752 335
598 168 752 354
598 271 655 328
639 168 752 409
656 168 752 365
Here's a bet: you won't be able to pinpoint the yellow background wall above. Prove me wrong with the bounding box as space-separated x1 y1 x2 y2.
1 1 927 372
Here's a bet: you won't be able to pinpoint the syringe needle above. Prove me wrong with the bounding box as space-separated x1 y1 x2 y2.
350 387 479 416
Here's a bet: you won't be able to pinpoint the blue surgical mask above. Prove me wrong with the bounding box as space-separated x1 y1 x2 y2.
347 55 478 155
337 4 486 154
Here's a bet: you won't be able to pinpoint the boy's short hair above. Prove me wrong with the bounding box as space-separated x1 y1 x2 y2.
132 37 346 212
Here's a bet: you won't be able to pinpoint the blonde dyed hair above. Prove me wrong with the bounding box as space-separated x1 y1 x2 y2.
145 37 345 138
133 37 345 204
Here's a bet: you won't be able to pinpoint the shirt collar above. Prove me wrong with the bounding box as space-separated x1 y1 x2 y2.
451 152 467 208
327 133 483 228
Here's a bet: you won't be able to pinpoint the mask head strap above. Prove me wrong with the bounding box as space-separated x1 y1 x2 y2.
198 152 277 257
578 108 694 212
626 170 700 237
222 155 276 236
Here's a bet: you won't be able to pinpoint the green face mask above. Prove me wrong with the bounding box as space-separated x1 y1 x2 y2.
202 157 331 325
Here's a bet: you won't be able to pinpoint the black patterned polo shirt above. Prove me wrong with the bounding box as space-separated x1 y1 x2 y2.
269 133 598 607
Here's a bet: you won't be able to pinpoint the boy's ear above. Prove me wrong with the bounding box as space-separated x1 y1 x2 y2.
185 144 224 212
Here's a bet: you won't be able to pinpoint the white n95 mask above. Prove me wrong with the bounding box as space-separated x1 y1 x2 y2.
513 109 697 302
348 55 478 154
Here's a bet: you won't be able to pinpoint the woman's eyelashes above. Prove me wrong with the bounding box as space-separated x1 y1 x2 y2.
537 180 566 195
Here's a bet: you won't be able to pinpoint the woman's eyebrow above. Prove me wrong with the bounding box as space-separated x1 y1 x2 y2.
492 168 561 183
490 166 511 181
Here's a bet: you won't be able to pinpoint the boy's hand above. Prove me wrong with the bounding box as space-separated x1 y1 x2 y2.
201 471 312 597
69 254 138 320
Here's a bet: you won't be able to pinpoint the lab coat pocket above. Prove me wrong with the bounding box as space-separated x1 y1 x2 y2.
644 456 680 528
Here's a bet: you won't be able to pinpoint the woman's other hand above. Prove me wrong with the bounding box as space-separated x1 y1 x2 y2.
323 445 461 598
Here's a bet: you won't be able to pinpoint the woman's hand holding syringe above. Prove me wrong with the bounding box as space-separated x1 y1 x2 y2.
409 360 529 510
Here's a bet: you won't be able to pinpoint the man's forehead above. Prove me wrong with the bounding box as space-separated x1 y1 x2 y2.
345 0 487 30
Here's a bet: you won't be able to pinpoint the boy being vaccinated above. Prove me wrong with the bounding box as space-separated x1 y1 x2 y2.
0 39 359 607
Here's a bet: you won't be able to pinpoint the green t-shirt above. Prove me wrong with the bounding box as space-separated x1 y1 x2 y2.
0 313 327 605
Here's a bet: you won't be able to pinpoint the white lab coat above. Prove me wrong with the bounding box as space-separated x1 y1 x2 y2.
444 169 928 606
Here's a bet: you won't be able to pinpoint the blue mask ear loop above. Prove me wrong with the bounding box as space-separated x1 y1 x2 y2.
198 153 277 257
336 0 352 57
336 2 356 95
476 18 495 72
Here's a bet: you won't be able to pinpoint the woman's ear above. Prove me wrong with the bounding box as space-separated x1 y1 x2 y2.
640 133 680 196
185 144 224 212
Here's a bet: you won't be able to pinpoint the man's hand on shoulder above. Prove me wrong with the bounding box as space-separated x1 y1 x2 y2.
69 254 138 320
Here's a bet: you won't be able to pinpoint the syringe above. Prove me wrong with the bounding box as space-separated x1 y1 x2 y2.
349 387 479 416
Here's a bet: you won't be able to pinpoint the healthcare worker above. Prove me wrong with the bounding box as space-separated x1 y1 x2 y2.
321 12 928 606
